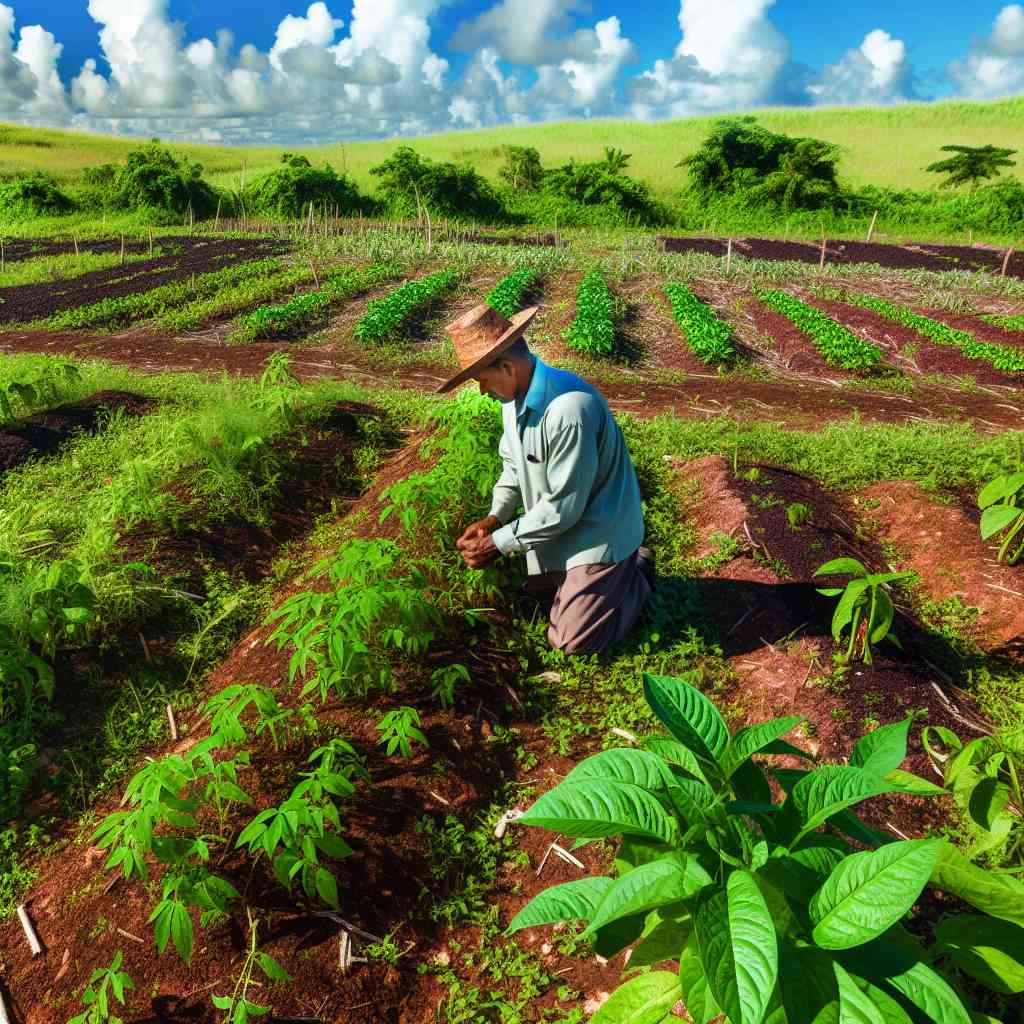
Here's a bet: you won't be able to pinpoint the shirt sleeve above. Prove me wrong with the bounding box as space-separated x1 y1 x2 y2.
488 428 521 525
491 418 597 555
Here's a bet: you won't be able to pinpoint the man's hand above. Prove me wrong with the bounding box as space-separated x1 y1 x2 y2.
460 532 500 569
457 514 500 549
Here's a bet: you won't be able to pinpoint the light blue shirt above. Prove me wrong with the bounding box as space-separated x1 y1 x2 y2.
489 357 645 575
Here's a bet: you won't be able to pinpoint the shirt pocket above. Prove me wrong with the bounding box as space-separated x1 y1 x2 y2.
522 426 547 466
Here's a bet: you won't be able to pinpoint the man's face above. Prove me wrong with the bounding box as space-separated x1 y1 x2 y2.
473 360 517 403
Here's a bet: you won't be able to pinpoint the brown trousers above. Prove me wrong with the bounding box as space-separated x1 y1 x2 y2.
525 549 653 655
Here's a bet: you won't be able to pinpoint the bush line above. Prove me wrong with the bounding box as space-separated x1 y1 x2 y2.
353 268 459 345
486 268 540 318
564 269 615 357
853 294 1024 374
757 287 883 371
663 282 736 364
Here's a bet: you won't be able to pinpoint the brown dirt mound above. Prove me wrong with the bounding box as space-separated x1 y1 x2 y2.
0 389 154 473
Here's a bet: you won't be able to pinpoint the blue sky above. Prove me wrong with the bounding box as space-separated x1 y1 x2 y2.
2 1 1022 144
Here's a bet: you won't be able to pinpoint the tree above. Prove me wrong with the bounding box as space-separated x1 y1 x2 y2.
678 116 794 195
926 144 1018 190
601 147 631 174
498 145 544 190
747 137 842 212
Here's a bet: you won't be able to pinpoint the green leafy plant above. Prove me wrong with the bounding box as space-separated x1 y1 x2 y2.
814 557 913 664
486 268 540 318
430 663 471 708
923 720 1024 867
377 705 429 759
925 144 1017 190
786 502 810 529
67 950 134 1024
0 361 81 422
853 294 1024 374
266 538 443 701
565 269 615 357
242 152 367 219
236 738 365 909
978 469 1024 564
664 282 736 364
212 909 291 1024
756 288 882 371
508 673 1001 1024
353 268 459 345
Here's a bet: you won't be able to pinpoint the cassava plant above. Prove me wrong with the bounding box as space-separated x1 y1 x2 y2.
212 909 291 1024
814 557 913 664
67 950 134 1024
508 673 1005 1024
564 269 616 357
978 469 1024 565
376 706 429 759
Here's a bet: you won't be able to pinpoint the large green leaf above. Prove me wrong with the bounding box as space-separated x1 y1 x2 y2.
850 716 911 777
695 871 778 1024
565 748 673 792
585 854 712 936
642 736 708 783
882 770 947 797
933 915 1024 994
505 877 614 935
783 767 894 847
678 932 721 1024
810 839 942 950
593 912 649 959
844 941 971 1024
591 971 681 1024
967 776 1010 831
979 471 1024 508
627 910 692 972
771 840 849 904
834 963 886 1024
721 717 805 779
931 845 1024 927
519 780 678 844
815 558 868 578
775 940 840 1024
980 504 1023 540
643 673 729 765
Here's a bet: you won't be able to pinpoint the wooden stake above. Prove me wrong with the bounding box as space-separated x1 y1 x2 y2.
148 227 154 257
166 704 178 741
188 201 194 233
0 986 10 1024
214 196 221 232
424 202 432 254
866 210 878 243
1001 246 1014 276
309 256 320 289
726 237 733 273
120 234 125 265
72 234 79 256
17 905 42 956
1 238 5 272
819 235 827 270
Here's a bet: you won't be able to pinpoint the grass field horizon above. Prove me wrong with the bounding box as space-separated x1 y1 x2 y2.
3 93 1024 204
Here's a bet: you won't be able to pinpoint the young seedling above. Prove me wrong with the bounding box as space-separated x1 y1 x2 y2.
814 557 913 665
67 950 134 1024
786 502 810 530
376 706 429 759
978 470 1024 565
212 910 291 1024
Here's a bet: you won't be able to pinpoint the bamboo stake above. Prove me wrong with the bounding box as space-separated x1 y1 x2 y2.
166 704 178 741
72 234 79 256
0 986 10 1024
120 233 125 265
2 238 6 272
213 196 221 232
16 905 42 956
866 210 878 243
424 202 432 254
725 237 733 273
148 227 154 257
819 235 827 270
1001 246 1014 276
309 256 320 290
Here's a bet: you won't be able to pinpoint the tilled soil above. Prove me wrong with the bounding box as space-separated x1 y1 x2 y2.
0 238 288 323
915 308 1024 352
0 236 167 263
0 389 155 473
658 235 1024 279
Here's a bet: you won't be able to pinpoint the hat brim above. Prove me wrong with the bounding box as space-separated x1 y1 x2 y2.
436 306 540 394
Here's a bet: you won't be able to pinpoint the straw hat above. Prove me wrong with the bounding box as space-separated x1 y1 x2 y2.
437 303 539 394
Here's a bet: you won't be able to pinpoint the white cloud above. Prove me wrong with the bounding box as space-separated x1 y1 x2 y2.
450 0 592 65
948 4 1024 98
628 0 790 118
807 28 914 105
0 3 69 121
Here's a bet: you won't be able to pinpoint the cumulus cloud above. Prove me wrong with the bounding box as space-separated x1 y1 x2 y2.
948 3 1024 98
0 3 69 121
807 28 915 105
450 0 593 65
628 0 790 118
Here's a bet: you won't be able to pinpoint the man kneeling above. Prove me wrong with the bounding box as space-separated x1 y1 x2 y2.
440 303 653 656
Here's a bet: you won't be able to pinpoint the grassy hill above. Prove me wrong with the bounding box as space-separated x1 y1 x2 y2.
3 95 1023 202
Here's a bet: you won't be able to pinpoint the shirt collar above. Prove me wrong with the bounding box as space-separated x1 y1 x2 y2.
516 355 546 421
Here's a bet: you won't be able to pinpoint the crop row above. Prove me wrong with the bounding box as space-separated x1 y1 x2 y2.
663 282 736 364
853 295 1024 374
233 264 394 342
564 269 615 357
984 312 1024 332
486 268 540 318
757 287 883 371
35 258 284 331
353 268 459 345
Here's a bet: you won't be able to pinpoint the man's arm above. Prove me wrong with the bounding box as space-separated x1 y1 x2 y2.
488 428 521 525
491 417 597 555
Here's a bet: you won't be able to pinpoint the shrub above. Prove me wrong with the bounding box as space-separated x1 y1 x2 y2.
242 153 368 220
83 139 219 218
498 146 544 191
541 159 668 226
664 282 736 364
370 145 506 222
564 270 615 357
0 173 74 218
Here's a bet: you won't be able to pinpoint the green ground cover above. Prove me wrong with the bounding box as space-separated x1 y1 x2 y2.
663 281 737 364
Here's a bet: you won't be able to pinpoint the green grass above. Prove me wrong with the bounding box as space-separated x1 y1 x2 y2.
4 96 1023 200
0 249 163 288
